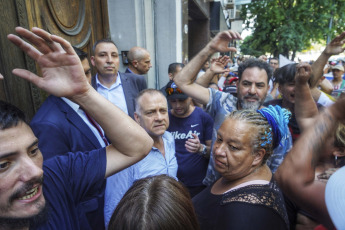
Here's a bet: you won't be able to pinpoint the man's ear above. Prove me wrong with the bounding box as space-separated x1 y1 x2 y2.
252 149 266 166
133 60 138 68
168 73 173 80
134 112 140 124
90 56 95 66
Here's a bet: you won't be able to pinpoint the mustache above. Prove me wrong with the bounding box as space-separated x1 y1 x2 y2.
244 95 259 100
9 176 44 203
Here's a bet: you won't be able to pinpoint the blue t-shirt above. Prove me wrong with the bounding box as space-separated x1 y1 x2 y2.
36 148 106 230
168 107 213 187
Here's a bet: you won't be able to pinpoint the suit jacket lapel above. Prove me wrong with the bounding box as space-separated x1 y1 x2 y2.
57 97 102 149
120 73 135 118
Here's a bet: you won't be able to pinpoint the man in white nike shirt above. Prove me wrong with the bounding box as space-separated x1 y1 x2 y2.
166 80 214 197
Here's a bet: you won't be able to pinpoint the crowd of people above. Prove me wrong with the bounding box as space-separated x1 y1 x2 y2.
0 26 344 230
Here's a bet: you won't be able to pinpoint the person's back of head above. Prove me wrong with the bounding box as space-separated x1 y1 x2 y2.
108 175 200 230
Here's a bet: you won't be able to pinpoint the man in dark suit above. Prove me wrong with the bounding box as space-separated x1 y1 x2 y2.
30 47 108 230
125 46 152 75
91 39 147 119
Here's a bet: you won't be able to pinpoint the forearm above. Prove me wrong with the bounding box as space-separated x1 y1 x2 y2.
195 68 218 88
71 88 153 157
295 82 318 131
174 46 214 86
276 107 339 187
310 52 331 88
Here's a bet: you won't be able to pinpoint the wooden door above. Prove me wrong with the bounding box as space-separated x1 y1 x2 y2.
0 0 109 120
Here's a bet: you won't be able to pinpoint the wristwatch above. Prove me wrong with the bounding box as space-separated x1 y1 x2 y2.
199 144 207 156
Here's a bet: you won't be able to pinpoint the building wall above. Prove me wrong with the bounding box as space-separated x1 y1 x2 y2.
107 0 184 89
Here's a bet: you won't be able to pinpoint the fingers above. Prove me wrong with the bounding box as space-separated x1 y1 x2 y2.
14 27 53 54
30 27 65 53
185 140 199 153
332 31 345 44
227 30 242 40
12 69 42 87
50 35 75 55
185 134 200 153
7 34 42 61
296 63 312 84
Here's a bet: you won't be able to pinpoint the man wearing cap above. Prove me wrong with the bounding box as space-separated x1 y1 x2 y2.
330 64 345 93
165 80 214 197
104 89 178 227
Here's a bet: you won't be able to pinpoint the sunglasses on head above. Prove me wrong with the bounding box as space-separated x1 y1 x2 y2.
165 87 183 95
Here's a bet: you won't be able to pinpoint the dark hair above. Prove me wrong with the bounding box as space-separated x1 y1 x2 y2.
269 57 279 63
92 38 117 54
274 63 297 85
108 175 200 230
72 46 88 61
168 63 185 74
238 59 272 84
0 100 27 130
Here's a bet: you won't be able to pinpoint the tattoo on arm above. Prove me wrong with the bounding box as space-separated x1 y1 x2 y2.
308 112 335 168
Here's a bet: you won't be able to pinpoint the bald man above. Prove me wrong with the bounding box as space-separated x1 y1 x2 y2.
125 46 152 75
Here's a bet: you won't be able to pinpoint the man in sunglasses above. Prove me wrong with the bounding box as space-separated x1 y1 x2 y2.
165 80 213 197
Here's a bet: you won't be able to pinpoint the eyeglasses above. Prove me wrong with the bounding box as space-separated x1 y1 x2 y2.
165 87 183 95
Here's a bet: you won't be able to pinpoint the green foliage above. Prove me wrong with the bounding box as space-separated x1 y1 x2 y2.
240 0 345 59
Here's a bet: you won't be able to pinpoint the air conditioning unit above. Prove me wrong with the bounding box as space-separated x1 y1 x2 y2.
224 0 235 9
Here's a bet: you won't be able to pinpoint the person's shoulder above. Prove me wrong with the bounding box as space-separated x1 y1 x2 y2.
43 149 107 173
120 71 144 80
31 96 66 122
163 130 173 139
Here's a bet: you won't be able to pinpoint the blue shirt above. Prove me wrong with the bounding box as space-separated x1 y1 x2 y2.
36 148 106 230
104 131 177 227
95 73 129 115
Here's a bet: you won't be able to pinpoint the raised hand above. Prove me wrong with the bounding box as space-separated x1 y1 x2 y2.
323 31 345 56
207 30 242 53
295 62 312 85
7 27 89 99
210 56 231 75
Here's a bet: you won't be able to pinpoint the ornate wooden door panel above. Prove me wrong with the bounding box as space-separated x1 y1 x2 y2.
0 0 109 120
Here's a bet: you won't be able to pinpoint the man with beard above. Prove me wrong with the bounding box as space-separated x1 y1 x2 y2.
2 27 153 230
91 39 147 119
174 30 292 185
